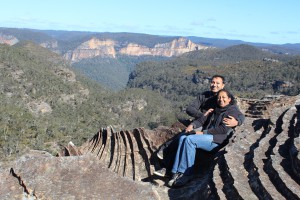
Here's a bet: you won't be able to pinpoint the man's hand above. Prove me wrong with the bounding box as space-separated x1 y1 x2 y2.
223 115 238 127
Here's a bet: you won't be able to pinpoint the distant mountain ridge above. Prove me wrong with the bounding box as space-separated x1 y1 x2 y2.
181 44 275 62
1 27 300 57
187 36 300 54
0 28 210 62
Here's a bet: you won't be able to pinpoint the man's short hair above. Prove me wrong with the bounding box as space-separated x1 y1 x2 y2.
211 75 225 84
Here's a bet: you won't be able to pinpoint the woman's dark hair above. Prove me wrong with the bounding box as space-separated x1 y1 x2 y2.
217 89 236 105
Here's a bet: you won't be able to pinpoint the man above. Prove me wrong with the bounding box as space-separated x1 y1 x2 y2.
154 75 244 178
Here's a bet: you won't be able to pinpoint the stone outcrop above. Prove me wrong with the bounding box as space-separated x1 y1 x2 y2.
0 34 19 46
40 41 58 49
63 38 117 61
0 95 299 199
239 95 295 119
0 151 160 200
119 38 208 57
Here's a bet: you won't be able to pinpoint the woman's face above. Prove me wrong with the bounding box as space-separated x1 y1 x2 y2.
217 91 231 107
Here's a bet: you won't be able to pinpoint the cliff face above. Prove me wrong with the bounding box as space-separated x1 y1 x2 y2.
119 37 208 57
64 37 208 62
63 37 117 61
0 34 19 45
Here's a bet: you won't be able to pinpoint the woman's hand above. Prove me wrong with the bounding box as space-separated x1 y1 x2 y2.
204 108 214 116
185 124 194 132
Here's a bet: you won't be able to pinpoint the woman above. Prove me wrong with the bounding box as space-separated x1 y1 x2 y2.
168 89 244 187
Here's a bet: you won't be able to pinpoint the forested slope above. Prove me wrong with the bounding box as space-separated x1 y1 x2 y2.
0 43 176 162
128 44 300 110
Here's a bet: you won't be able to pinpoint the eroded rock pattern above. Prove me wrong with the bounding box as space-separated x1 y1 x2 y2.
0 95 299 200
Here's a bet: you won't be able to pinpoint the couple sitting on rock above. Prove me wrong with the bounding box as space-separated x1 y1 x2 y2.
154 75 245 187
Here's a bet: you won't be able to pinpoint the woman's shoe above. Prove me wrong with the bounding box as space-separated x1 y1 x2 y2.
173 174 193 187
167 172 181 187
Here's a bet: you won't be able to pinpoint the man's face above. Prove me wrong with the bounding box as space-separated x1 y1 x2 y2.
210 77 225 93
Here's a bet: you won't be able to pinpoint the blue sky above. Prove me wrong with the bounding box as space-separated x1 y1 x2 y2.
0 0 299 44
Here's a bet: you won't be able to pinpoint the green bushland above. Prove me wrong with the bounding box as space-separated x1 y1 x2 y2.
0 43 176 162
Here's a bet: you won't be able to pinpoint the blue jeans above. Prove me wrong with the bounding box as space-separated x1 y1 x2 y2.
171 134 219 175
